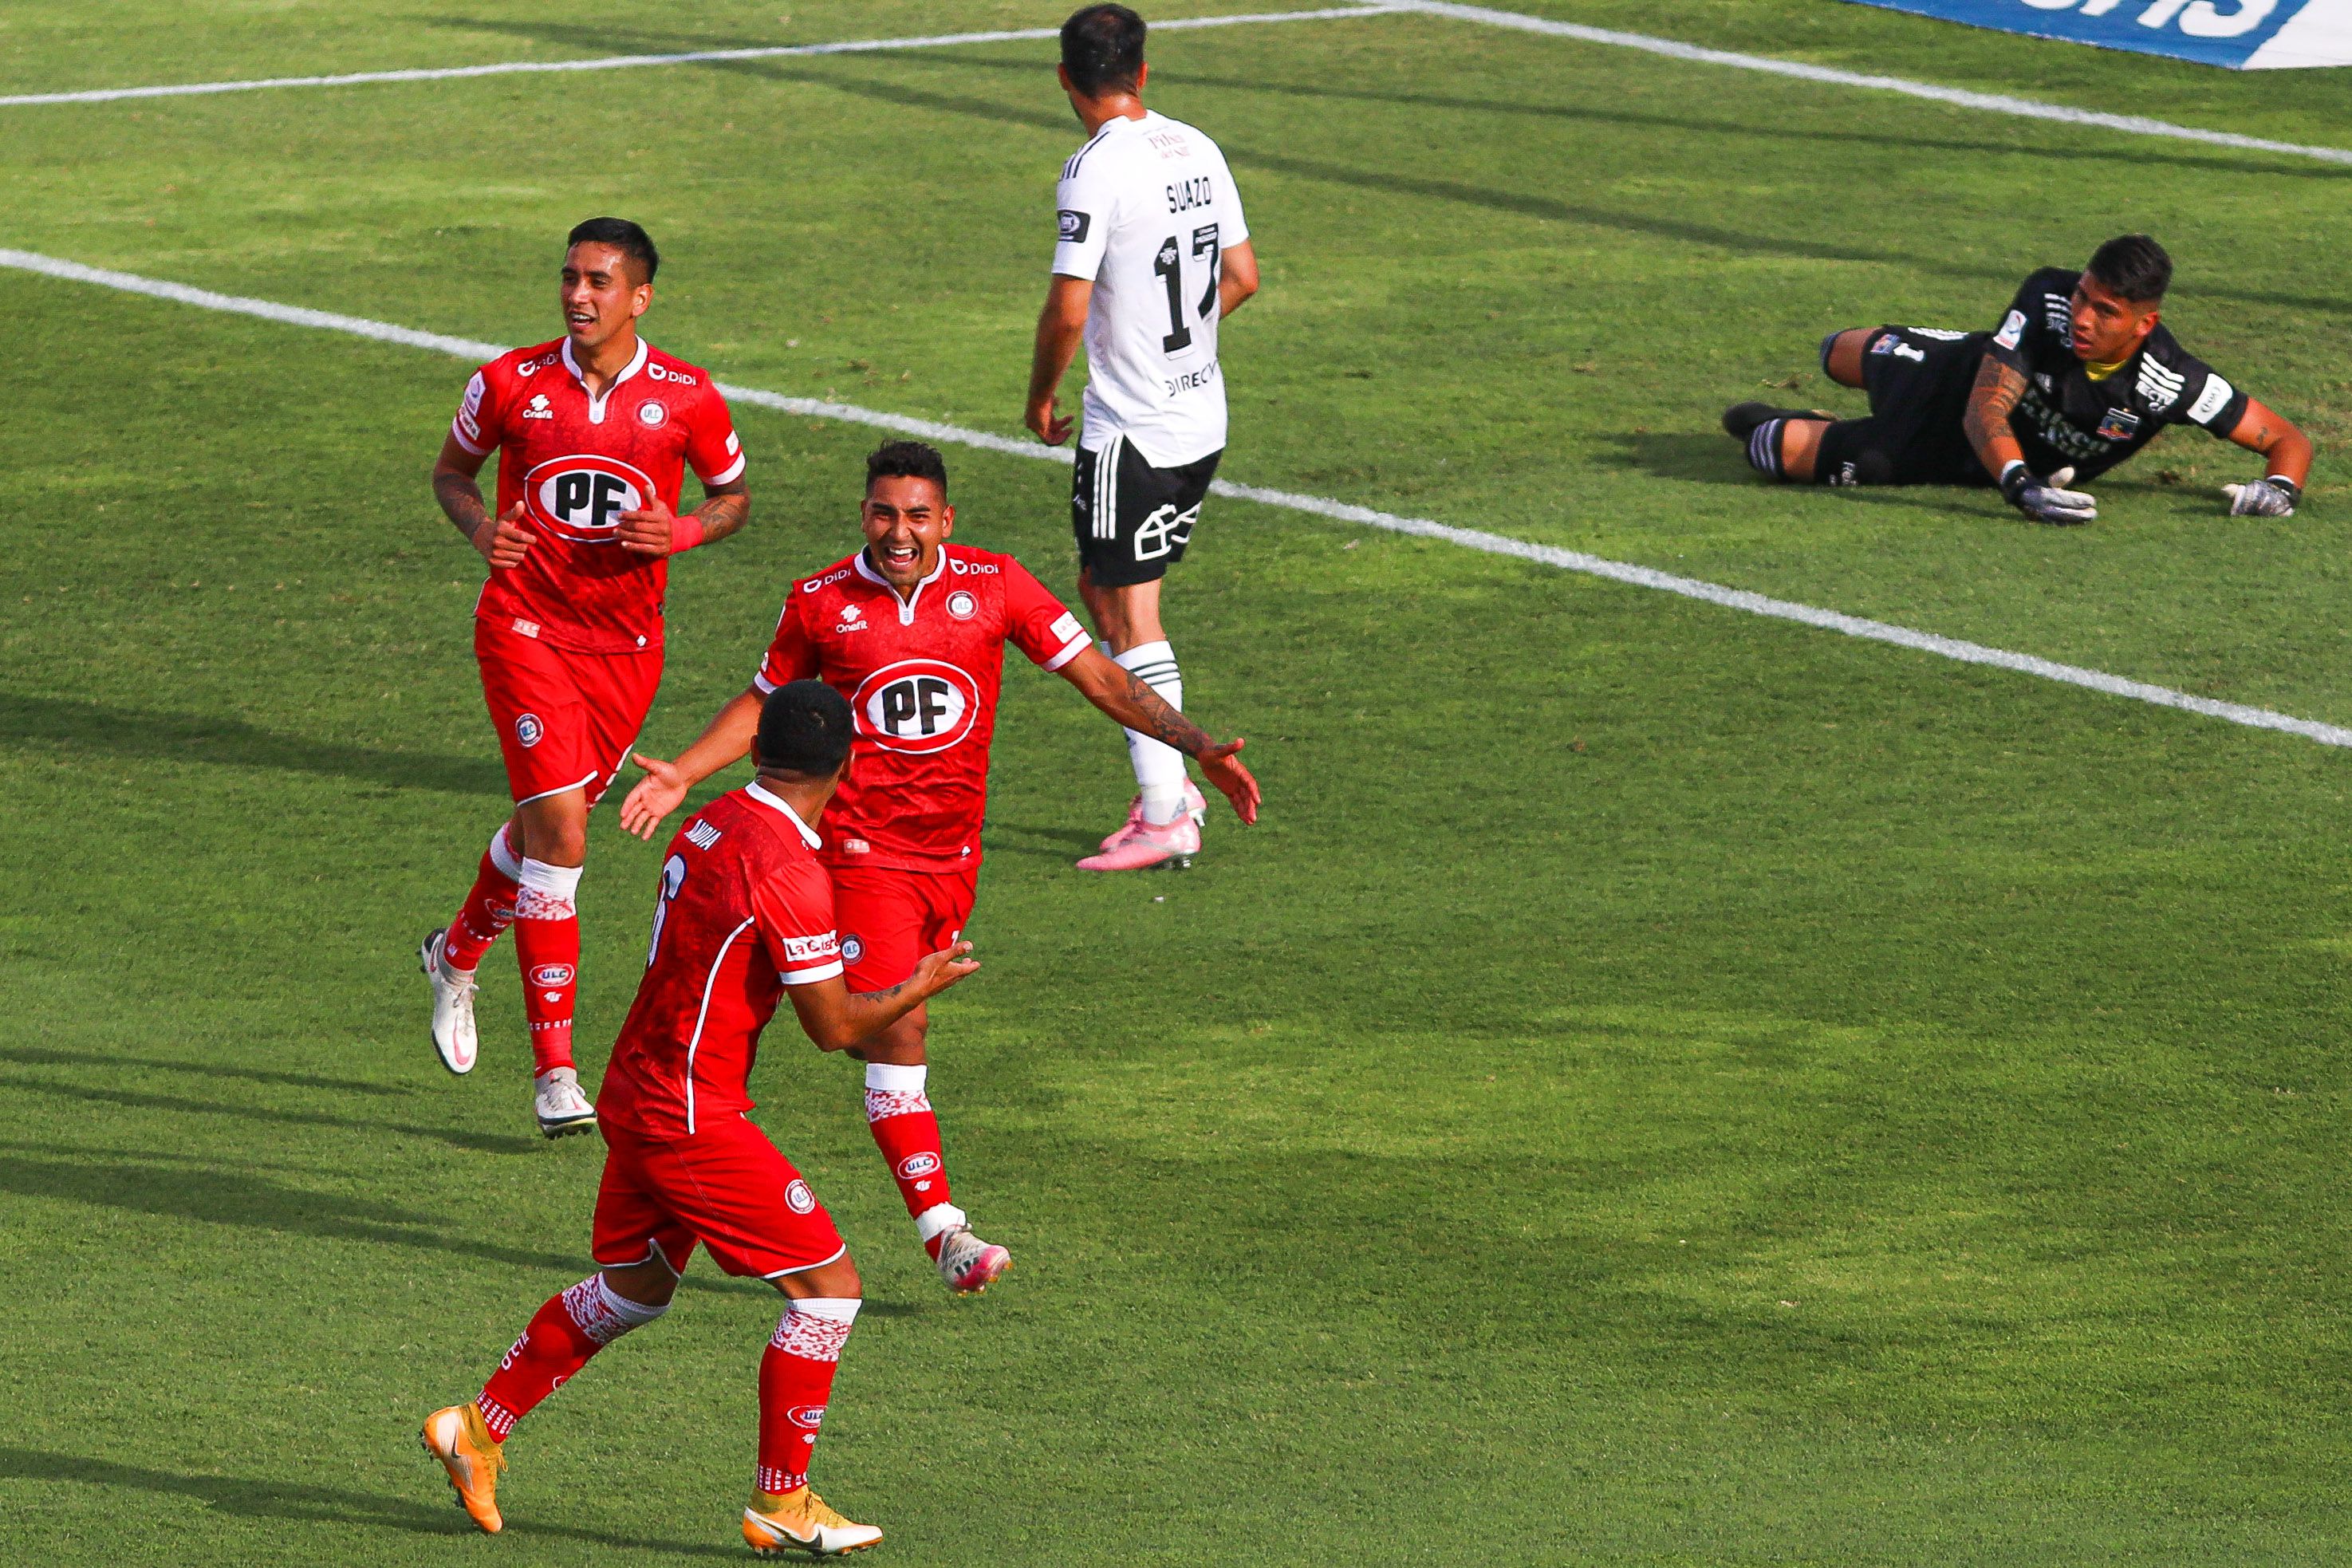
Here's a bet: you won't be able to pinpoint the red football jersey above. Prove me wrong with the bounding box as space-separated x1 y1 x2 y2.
754 546 1092 871
597 782 842 1139
451 337 745 655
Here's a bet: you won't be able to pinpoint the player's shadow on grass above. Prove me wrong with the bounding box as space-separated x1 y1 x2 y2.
1 1070 540 1156
0 1043 409 1098
0 693 505 798
1606 431 2003 521
983 820 1109 860
0 1446 739 1555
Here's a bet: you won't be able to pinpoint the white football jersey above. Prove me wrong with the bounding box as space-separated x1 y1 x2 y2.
1052 110 1249 468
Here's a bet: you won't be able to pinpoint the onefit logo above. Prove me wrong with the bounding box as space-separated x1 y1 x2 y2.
852 659 980 754
529 963 576 987
896 1152 941 1180
524 454 653 543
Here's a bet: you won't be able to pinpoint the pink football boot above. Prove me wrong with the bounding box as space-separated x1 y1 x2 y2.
1097 780 1208 850
1077 812 1201 872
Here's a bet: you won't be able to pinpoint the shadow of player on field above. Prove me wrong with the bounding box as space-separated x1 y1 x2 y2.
0 1445 739 1555
0 693 505 798
1605 431 2011 522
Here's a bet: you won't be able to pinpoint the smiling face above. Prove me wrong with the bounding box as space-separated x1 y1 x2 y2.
861 474 954 591
2067 272 2160 366
559 242 651 356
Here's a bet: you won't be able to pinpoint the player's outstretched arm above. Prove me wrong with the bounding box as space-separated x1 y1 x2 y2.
2220 398 2312 517
1025 276 1093 445
787 943 980 1052
1058 646 1260 824
431 432 534 568
617 685 766 839
617 477 751 556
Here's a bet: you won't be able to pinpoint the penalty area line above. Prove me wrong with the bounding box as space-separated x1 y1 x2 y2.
6 243 2347 754
0 6 1402 108
1387 0 2352 169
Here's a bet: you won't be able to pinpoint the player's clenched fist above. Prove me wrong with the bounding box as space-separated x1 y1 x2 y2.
619 751 689 840
1025 392 1074 447
471 502 534 569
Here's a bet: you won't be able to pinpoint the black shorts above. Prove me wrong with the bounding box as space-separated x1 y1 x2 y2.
1071 435 1222 588
1814 325 1992 488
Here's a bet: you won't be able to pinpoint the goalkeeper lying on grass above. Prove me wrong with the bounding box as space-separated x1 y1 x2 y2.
1724 233 2311 526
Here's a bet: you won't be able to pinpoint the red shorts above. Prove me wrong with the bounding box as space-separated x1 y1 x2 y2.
828 861 980 990
475 617 662 807
590 1115 845 1279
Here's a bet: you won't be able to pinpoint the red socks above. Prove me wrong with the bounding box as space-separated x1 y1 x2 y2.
439 825 522 973
756 1298 861 1495
863 1064 963 1248
477 1274 665 1439
512 857 583 1074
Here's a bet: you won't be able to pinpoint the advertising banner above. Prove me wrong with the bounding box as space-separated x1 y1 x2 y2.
1838 0 2352 69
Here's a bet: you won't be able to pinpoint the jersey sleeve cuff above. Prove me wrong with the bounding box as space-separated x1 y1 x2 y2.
752 671 780 695
448 420 490 457
699 451 747 487
1041 632 1091 672
778 959 845 986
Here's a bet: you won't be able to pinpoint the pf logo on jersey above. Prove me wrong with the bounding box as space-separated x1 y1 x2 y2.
524 454 653 543
852 659 980 754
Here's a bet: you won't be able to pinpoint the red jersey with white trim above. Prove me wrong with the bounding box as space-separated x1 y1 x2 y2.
451 337 745 655
596 782 841 1139
754 546 1092 871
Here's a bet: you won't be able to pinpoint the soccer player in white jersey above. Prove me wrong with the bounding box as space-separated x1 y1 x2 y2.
1024 4 1259 872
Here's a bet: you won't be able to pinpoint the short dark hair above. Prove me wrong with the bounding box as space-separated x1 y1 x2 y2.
1062 5 1145 97
2085 234 2170 303
755 680 853 778
566 217 660 285
865 439 949 499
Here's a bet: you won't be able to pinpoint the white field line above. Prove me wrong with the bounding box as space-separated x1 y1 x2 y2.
7 245 2347 751
1393 0 2352 168
0 5 1401 108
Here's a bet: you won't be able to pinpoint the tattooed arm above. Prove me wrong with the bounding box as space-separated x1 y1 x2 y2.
1962 353 2032 483
786 942 979 1052
2224 397 2312 490
1058 645 1262 824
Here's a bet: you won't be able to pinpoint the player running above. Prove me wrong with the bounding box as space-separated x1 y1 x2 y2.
1723 234 2311 525
621 440 1259 1291
423 680 977 1556
417 217 751 1138
1024 4 1259 871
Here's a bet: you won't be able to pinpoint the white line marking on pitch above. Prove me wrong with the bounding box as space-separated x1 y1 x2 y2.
6 244 2346 751
1392 0 2352 167
0 6 1400 108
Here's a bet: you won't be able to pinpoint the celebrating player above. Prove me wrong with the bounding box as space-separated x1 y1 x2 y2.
1723 234 2311 524
621 441 1259 1291
423 680 978 1555
1023 4 1259 870
416 217 751 1138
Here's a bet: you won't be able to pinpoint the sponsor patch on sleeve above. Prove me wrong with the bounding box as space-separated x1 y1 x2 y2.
2188 372 2236 427
1993 309 2027 352
1050 611 1085 644
457 370 486 441
1058 209 1092 243
781 932 840 965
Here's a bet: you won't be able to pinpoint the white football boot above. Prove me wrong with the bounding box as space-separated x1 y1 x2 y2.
933 1225 1012 1294
533 1066 597 1139
418 929 480 1076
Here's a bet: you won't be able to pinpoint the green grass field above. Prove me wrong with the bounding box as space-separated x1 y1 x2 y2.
6 2 2352 1562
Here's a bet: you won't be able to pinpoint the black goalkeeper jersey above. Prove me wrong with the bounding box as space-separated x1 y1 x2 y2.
1982 266 2248 482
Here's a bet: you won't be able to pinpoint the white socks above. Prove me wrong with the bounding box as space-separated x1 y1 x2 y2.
1113 640 1188 825
515 857 582 920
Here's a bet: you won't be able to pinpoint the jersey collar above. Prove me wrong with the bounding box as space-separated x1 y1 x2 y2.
744 780 825 848
560 336 650 425
853 547 948 624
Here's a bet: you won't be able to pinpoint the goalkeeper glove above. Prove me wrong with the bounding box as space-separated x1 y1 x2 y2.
2222 476 2299 518
1999 461 2098 526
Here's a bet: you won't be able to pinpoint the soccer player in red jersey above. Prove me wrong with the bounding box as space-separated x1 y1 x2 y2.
416 217 752 1138
424 680 977 1555
621 441 1258 1290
